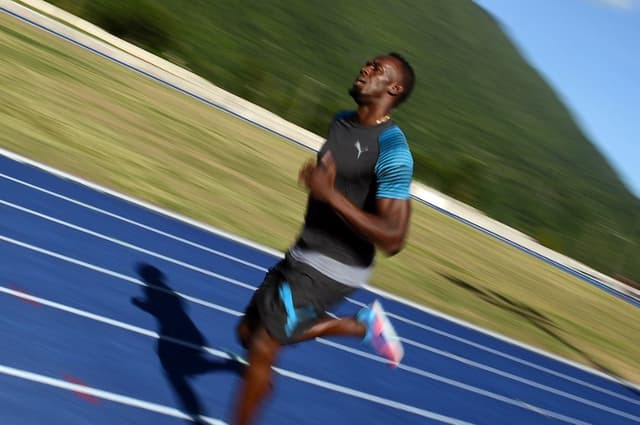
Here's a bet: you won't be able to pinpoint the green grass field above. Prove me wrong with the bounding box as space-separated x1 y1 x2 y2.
2 12 639 383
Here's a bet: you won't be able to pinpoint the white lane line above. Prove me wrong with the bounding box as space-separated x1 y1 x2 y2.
0 263 632 425
1 232 638 420
355 283 640 392
346 298 640 407
2 198 639 407
318 338 624 424
0 364 227 425
401 329 640 407
0 173 268 272
272 367 475 425
0 200 257 290
0 286 473 425
0 132 284 262
0 284 597 425
0 234 243 317
395 340 640 421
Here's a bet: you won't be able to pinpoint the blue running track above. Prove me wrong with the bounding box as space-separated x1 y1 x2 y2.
1 152 640 425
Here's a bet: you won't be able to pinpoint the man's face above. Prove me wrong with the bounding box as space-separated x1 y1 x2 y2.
349 55 402 104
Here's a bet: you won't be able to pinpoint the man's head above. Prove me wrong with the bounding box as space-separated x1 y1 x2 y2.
349 53 415 108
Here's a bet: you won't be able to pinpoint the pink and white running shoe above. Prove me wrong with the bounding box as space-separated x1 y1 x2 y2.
357 300 404 367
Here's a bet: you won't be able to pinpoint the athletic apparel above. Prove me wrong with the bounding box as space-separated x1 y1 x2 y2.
296 111 413 273
289 245 372 287
242 111 412 344
243 254 355 344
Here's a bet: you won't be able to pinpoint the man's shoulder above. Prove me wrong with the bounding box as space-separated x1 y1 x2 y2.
379 124 409 147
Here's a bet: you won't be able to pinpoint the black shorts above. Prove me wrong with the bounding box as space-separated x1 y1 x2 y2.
242 253 356 344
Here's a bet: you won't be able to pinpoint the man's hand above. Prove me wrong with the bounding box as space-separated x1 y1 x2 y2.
299 151 336 202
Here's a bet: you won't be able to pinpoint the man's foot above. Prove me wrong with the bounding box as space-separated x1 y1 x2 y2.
356 300 404 367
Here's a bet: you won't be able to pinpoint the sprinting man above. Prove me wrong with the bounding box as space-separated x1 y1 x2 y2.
232 53 415 425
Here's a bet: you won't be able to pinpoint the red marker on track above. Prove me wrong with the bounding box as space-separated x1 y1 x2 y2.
8 285 41 307
62 375 101 404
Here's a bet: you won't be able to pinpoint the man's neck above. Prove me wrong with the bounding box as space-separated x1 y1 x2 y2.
355 106 392 126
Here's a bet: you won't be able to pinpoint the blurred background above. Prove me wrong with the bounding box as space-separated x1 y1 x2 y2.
45 0 640 283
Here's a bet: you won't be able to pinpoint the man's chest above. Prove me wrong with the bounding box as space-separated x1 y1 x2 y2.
321 126 380 180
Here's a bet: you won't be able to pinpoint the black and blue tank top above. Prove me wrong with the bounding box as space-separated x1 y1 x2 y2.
295 111 413 272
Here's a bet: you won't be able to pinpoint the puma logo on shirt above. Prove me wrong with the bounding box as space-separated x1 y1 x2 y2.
354 140 369 159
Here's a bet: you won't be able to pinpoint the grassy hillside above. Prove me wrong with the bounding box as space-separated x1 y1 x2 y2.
45 0 640 281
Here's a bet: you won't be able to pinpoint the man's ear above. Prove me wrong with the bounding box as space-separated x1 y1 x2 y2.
388 82 404 97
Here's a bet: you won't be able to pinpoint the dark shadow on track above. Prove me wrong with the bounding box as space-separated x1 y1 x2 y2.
440 273 640 399
133 263 244 424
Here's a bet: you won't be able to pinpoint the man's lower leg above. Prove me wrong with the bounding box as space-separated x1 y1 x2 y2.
231 327 280 425
293 316 365 343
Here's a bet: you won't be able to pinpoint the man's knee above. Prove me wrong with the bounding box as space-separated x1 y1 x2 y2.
250 328 280 363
